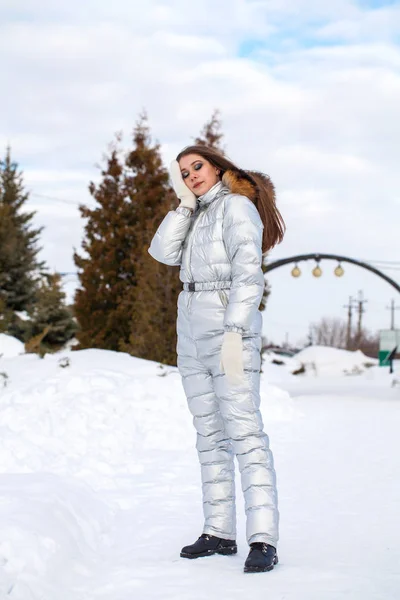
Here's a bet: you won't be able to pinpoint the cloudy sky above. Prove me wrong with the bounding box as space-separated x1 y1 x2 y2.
1 0 400 346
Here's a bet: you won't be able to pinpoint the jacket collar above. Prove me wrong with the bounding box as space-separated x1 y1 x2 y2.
197 181 227 207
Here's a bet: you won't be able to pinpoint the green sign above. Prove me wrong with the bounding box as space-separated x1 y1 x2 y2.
379 350 393 366
379 330 400 366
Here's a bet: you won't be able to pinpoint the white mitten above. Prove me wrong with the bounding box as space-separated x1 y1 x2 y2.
170 160 197 211
220 331 244 386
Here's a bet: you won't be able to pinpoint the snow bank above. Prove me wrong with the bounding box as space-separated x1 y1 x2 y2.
294 345 377 376
264 350 302 372
0 349 294 489
262 346 380 380
0 350 192 489
0 334 25 358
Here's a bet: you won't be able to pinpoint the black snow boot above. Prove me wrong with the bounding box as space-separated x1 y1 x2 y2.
244 543 278 573
180 534 237 559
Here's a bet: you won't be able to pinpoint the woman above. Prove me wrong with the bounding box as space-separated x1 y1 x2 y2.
148 145 285 573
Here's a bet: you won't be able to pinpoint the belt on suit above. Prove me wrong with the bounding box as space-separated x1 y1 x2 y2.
183 281 232 292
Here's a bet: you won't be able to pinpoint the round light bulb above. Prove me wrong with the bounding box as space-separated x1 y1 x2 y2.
312 265 322 278
334 264 344 277
291 265 301 278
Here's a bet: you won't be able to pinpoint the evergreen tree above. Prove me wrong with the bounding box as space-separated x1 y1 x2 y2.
119 115 180 364
195 110 224 152
74 114 180 363
73 137 134 350
0 147 45 340
0 148 44 311
0 297 13 335
123 242 180 365
29 273 77 351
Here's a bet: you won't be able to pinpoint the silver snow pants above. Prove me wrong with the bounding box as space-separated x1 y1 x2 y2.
177 288 279 548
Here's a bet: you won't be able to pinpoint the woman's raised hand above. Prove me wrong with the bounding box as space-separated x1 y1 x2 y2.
170 160 197 211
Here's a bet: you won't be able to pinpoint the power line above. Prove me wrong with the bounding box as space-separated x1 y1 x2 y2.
365 259 400 265
30 192 83 207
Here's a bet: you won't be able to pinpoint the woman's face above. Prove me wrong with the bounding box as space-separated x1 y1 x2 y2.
179 153 220 196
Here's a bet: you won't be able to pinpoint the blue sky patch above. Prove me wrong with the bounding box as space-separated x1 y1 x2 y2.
238 32 343 61
356 0 399 8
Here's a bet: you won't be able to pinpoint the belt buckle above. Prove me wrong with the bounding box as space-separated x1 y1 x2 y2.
188 282 195 292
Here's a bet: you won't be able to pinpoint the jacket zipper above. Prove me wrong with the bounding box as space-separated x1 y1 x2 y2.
185 207 206 315
186 207 206 285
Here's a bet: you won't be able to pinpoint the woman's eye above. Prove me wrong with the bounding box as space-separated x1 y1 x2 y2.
194 163 203 171
182 171 189 179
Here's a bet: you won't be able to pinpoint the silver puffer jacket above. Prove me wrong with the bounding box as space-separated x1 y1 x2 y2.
149 179 264 335
148 172 279 548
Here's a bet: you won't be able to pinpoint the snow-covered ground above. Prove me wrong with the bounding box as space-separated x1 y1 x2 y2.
0 334 25 358
263 344 379 377
0 335 399 599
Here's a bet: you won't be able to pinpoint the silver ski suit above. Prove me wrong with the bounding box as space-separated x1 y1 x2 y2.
148 180 279 548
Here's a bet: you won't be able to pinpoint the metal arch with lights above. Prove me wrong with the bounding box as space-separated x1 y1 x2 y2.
264 253 400 294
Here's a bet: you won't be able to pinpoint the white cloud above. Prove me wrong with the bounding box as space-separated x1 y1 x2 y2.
316 5 400 42
1 0 399 343
25 169 91 185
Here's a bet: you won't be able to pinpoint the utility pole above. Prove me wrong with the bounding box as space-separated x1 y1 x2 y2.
386 299 400 330
284 332 289 349
343 295 355 350
355 290 368 349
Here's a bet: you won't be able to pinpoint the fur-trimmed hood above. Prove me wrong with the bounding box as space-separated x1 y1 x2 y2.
222 168 276 206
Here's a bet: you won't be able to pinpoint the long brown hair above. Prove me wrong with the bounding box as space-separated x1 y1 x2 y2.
176 145 285 253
